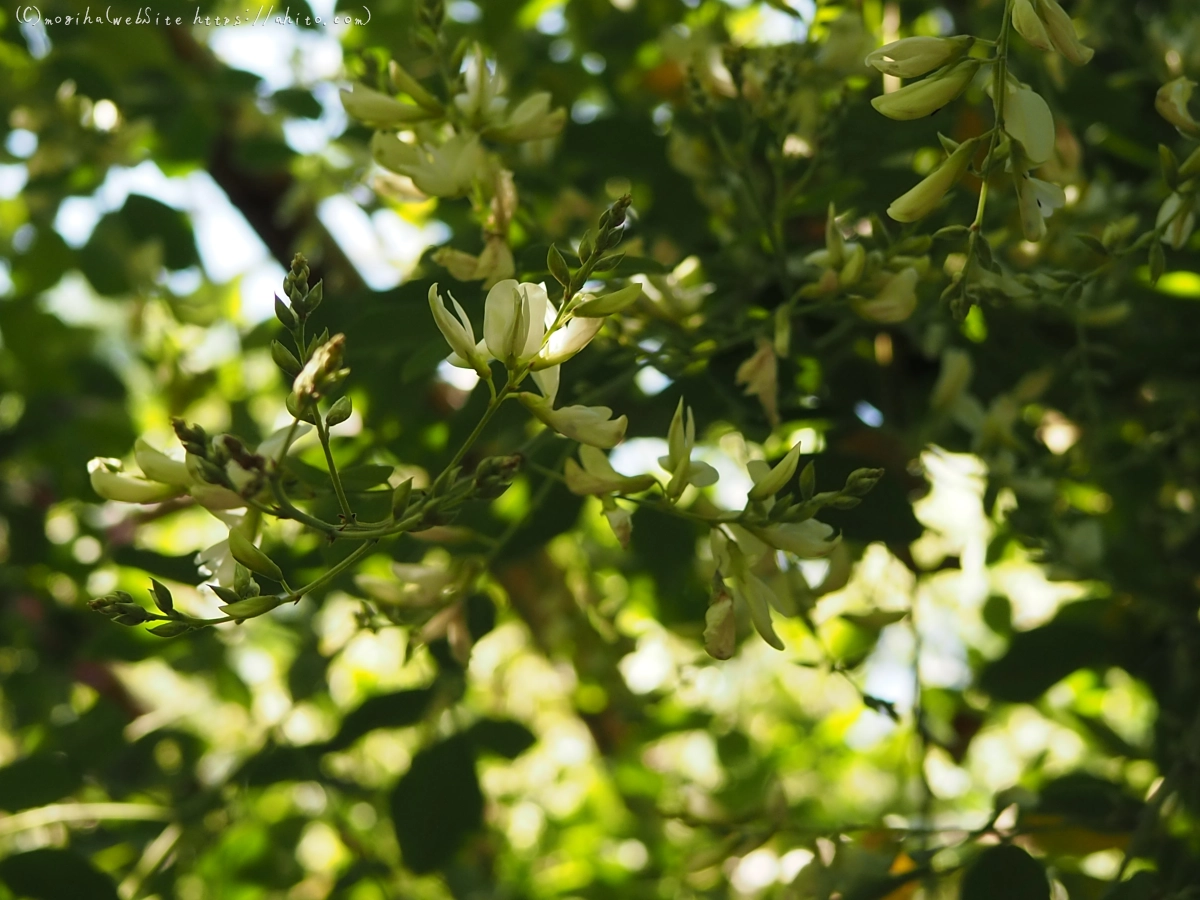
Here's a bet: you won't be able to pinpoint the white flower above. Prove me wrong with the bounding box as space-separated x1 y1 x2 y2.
483 279 548 366
853 267 920 323
1158 192 1197 250
88 458 185 504
659 399 719 501
340 83 438 127
870 59 980 121
1003 81 1056 166
519 393 628 448
746 443 802 503
564 446 657 496
865 36 974 79
1156 77 1200 137
735 339 779 427
454 45 508 127
755 520 840 558
357 562 453 607
533 312 604 370
371 132 484 198
486 92 567 142
429 284 490 378
712 530 784 651
1015 172 1066 242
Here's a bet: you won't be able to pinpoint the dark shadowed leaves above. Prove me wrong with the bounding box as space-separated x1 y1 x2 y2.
465 718 536 759
0 849 119 900
959 844 1049 900
323 687 435 752
389 734 483 874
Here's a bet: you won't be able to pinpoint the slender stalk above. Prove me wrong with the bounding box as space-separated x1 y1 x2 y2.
286 539 379 602
314 412 354 522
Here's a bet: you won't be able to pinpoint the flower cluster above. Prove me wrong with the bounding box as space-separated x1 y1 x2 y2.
866 1 1094 247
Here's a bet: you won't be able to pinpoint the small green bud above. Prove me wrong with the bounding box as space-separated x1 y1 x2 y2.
275 295 297 330
233 563 260 600
473 454 523 499
219 595 280 620
1161 144 1181 190
149 579 174 614
391 477 414 517
799 461 816 501
574 283 643 317
229 529 285 583
272 340 303 376
149 621 191 638
592 252 625 272
577 231 595 263
326 395 353 427
844 467 885 497
547 245 571 287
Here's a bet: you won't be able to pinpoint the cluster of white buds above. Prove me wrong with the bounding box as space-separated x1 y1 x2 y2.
867 3 1094 244
343 46 566 289
801 205 928 324
553 391 874 656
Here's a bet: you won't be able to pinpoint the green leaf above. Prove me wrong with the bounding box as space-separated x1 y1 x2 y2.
0 754 82 812
465 718 536 759
324 688 435 752
389 734 483 874
0 849 119 900
959 845 1048 900
1075 233 1109 256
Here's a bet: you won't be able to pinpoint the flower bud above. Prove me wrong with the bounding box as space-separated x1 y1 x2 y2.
219 595 280 620
870 59 980 121
388 59 442 112
755 519 840 557
930 347 974 411
1034 0 1094 66
326 396 353 428
888 137 980 223
473 454 523 499
574 283 643 317
747 444 802 502
703 588 737 660
1011 0 1052 51
853 267 919 323
865 36 974 80
228 529 285 583
564 446 656 496
1158 192 1197 250
1156 78 1200 137
293 334 347 400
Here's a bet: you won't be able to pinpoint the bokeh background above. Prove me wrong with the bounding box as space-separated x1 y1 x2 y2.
2 0 1200 898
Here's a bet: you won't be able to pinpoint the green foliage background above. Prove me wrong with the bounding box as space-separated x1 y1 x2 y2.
2 0 1200 898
